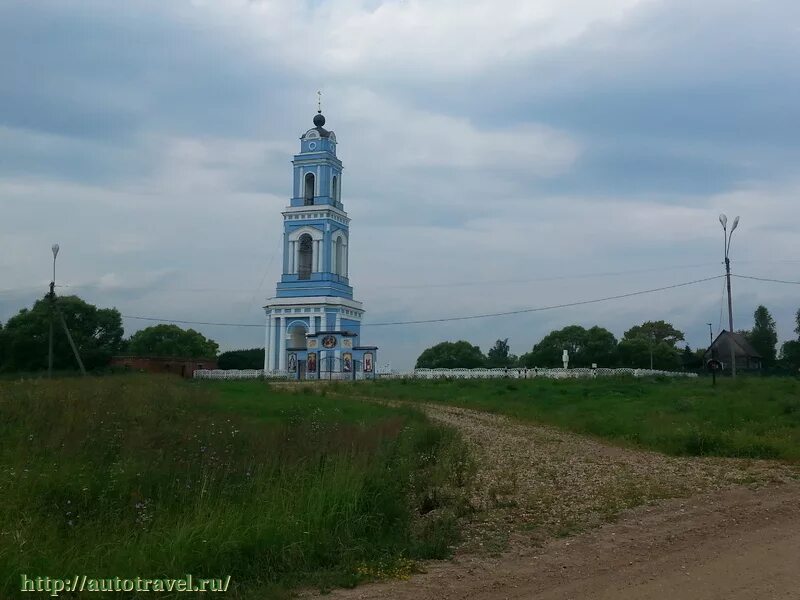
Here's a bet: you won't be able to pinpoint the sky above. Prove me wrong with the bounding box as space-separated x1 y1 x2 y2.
1 0 799 370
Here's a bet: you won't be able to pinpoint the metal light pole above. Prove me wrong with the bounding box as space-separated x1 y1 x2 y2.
707 323 713 346
719 214 739 378
48 244 59 378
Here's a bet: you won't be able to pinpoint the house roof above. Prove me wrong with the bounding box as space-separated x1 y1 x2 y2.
704 330 762 359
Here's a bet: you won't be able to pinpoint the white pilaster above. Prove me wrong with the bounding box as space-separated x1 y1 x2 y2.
309 314 316 335
278 316 286 370
264 312 271 371
321 310 328 332
267 316 277 371
335 311 341 331
343 244 348 278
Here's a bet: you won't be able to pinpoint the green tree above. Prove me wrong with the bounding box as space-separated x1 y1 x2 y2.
746 305 777 367
486 338 517 368
617 320 685 370
681 345 704 370
128 324 218 358
623 320 685 346
415 341 485 369
519 325 617 368
778 308 800 372
0 295 124 372
218 348 264 369
780 341 800 372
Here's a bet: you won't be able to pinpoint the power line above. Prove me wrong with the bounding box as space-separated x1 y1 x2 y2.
122 315 263 328
361 275 724 326
121 275 724 329
733 274 800 285
376 261 723 290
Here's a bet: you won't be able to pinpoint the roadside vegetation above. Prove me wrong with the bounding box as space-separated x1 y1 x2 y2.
0 376 473 599
350 376 800 462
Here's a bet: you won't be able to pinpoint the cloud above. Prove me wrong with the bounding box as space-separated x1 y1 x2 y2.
2 0 799 370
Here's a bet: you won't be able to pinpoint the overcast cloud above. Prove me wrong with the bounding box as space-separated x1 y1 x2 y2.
1 0 799 369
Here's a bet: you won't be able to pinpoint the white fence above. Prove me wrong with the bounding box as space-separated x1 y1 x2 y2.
381 367 697 379
194 367 697 380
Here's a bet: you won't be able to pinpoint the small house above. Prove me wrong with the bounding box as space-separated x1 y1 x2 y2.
703 331 762 372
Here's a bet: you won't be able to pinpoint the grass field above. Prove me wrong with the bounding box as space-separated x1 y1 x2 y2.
0 377 473 598
347 376 800 462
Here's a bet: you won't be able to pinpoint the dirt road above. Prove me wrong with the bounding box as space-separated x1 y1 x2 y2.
318 403 800 600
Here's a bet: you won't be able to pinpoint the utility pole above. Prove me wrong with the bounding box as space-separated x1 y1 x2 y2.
719 214 740 379
46 244 87 377
48 244 59 378
707 323 713 346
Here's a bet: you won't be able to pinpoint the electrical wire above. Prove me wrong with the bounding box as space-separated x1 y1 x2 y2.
121 274 724 329
733 274 800 285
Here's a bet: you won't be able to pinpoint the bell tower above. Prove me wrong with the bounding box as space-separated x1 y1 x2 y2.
264 108 378 378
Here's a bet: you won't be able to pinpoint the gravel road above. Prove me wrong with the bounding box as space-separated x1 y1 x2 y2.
315 402 800 600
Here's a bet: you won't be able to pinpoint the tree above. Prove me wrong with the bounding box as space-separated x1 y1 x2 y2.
779 341 800 372
519 325 617 368
778 308 800 372
681 345 704 370
623 320 685 346
415 341 485 369
747 305 777 367
617 320 685 370
486 338 517 368
128 324 218 358
218 348 264 370
0 295 124 372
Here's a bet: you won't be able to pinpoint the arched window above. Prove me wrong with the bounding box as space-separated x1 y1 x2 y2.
332 175 338 202
334 236 344 276
298 234 313 279
304 173 315 205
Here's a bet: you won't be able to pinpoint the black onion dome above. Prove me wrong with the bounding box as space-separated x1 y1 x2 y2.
313 113 326 127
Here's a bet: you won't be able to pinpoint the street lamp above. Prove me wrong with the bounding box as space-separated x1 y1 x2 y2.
719 214 740 378
706 323 713 346
51 244 60 285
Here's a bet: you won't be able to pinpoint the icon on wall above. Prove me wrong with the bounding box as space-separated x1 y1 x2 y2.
342 338 353 348
363 352 373 373
343 352 352 372
307 352 317 373
288 353 297 373
322 335 337 349
308 338 318 349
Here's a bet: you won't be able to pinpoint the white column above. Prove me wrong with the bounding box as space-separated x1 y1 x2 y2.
343 244 348 278
335 311 341 331
321 310 328 332
290 241 296 274
278 316 286 371
264 312 271 371
267 316 277 371
309 313 316 335
313 240 320 272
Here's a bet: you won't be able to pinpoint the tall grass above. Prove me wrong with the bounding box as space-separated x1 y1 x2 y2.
354 376 800 461
0 377 473 598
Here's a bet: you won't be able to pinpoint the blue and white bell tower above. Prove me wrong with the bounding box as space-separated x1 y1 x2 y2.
264 109 378 378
